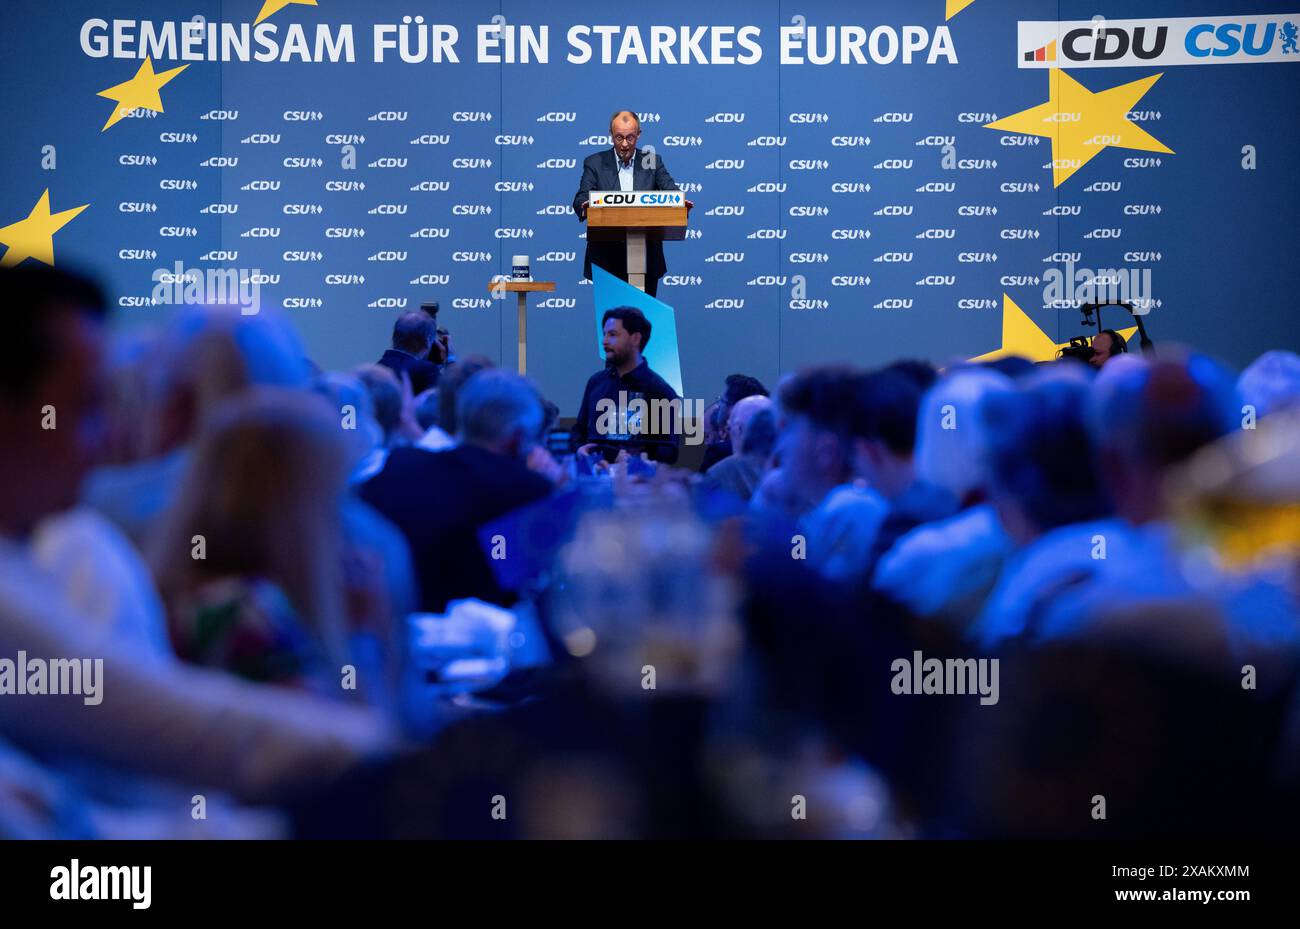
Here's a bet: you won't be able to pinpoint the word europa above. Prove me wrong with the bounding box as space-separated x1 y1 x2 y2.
595 391 705 445
890 650 999 705
80 20 959 66
50 860 151 910
0 651 103 705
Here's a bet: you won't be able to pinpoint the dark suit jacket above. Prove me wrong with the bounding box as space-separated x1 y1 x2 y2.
378 349 440 396
357 445 552 613
572 147 678 284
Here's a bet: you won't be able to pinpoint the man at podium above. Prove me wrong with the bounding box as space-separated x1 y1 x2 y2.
572 110 690 297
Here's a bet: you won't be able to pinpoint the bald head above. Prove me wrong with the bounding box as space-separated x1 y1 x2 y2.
729 394 772 455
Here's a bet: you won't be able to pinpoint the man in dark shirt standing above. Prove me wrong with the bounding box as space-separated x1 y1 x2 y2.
571 307 680 464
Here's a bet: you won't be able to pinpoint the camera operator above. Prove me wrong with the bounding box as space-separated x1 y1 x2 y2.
1089 329 1128 369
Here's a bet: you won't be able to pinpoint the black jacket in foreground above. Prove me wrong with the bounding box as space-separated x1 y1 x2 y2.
358 444 552 613
570 359 681 464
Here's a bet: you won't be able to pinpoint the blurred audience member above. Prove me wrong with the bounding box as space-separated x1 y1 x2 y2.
873 368 1015 629
768 367 886 582
0 266 395 807
1238 349 1300 420
850 368 958 576
82 306 309 547
150 389 394 703
360 369 554 612
417 354 493 453
969 367 1117 648
701 396 774 503
699 374 770 473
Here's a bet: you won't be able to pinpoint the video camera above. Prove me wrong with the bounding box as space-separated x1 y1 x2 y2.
1056 300 1155 363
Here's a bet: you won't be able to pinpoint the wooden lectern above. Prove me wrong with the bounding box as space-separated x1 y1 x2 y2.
486 279 555 375
584 190 688 292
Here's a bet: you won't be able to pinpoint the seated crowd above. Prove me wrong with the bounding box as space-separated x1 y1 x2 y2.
1 264 1298 838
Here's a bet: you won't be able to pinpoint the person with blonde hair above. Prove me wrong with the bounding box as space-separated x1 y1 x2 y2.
150 388 393 704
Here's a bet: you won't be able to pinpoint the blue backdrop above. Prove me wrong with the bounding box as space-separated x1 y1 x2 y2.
2 0 1297 413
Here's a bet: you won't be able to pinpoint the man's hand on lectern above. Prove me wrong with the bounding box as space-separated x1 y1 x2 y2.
578 200 588 220
685 199 694 211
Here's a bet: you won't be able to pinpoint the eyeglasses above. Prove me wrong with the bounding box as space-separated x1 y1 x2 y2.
611 133 640 144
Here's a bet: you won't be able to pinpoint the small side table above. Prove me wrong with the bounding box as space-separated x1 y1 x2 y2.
486 279 556 374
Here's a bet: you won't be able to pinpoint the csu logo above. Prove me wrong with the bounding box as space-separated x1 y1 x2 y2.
1187 22 1291 57
662 136 703 146
453 112 493 121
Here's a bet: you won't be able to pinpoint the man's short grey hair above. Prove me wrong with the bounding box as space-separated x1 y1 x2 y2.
456 368 544 447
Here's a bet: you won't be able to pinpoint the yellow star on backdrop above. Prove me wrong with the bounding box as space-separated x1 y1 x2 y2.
946 0 978 19
969 293 1136 363
985 69 1173 187
97 58 189 131
254 0 319 25
0 190 89 267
